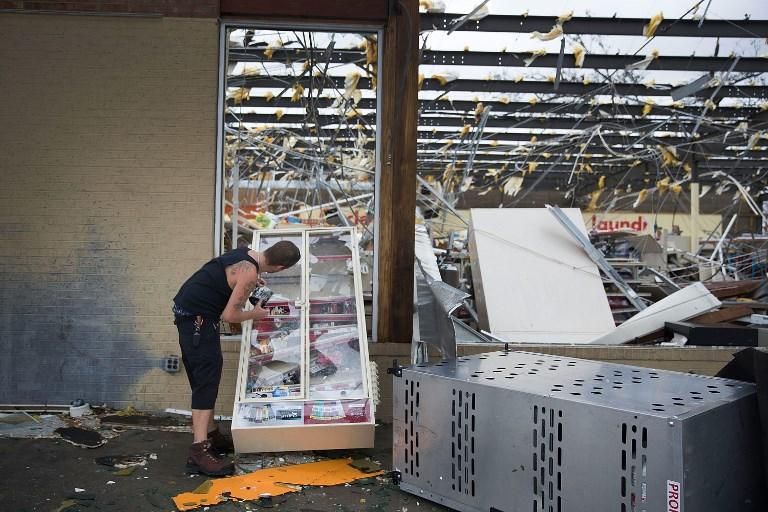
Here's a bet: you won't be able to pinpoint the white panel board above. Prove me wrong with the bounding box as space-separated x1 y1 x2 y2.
469 208 615 344
588 282 721 345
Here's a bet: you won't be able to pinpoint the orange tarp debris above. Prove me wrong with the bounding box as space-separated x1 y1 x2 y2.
173 458 383 511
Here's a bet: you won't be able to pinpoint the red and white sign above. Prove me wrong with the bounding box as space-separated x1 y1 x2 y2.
667 480 681 512
588 214 649 233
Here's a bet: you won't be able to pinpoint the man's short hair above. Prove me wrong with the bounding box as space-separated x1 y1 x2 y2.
264 240 301 268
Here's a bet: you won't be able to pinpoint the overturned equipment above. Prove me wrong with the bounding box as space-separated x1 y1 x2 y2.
393 350 764 512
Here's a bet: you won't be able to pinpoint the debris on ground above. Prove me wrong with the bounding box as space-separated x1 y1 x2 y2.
54 427 107 448
0 413 69 439
0 412 38 424
235 451 324 473
101 413 191 432
95 453 150 469
96 453 150 468
348 458 382 473
114 405 142 416
0 407 121 446
54 499 80 512
114 466 138 476
173 457 385 511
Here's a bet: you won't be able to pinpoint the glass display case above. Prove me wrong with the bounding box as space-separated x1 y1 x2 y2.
231 228 375 453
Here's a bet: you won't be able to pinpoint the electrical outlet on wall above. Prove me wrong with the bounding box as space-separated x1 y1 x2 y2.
162 355 180 373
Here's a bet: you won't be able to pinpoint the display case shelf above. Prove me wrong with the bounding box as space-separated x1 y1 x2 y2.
232 228 375 453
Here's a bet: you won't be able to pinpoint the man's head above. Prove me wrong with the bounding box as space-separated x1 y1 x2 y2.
262 240 301 272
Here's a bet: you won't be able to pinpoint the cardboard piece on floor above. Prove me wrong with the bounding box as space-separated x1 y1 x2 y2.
172 458 383 511
588 282 721 345
469 208 615 343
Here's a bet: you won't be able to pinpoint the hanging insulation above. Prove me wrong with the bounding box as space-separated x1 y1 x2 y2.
503 176 524 196
572 44 586 67
643 12 664 38
524 49 547 67
530 24 563 41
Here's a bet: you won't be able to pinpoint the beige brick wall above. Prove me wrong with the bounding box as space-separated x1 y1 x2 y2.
0 12 220 412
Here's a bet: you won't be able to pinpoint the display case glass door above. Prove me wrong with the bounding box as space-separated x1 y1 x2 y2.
240 232 305 401
305 229 368 400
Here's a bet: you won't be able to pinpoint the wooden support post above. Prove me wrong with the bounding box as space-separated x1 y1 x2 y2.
376 0 419 342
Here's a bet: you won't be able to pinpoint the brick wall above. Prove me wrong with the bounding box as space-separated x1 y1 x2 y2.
0 12 221 412
0 1 218 17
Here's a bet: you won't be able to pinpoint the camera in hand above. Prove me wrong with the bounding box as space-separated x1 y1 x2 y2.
248 286 273 307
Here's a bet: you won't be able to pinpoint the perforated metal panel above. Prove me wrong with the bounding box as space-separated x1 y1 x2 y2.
451 387 476 498
532 404 563 512
393 350 763 512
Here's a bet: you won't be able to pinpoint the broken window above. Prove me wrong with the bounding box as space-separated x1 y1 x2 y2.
218 25 379 337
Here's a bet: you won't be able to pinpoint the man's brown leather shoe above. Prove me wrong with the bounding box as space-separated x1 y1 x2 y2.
186 440 234 476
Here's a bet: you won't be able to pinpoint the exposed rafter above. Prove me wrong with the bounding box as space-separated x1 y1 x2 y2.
420 14 768 38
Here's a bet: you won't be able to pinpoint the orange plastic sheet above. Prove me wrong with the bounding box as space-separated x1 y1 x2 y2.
173 458 383 510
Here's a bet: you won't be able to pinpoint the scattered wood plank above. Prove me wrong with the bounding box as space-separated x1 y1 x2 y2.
704 280 761 300
689 305 754 324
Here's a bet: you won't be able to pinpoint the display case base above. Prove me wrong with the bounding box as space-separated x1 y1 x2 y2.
232 422 375 453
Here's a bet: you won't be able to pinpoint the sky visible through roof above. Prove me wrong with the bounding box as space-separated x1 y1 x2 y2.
222 0 768 232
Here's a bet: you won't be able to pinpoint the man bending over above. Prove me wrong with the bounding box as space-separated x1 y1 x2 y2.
172 240 300 476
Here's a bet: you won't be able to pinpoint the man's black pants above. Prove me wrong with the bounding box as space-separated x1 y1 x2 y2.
175 316 222 410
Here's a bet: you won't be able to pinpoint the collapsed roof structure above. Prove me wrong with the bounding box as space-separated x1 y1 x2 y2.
223 2 768 237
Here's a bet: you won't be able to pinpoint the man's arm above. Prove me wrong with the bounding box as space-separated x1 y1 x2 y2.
220 267 268 323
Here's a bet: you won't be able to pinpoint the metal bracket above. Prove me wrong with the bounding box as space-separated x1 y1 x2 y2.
387 359 404 378
546 204 647 311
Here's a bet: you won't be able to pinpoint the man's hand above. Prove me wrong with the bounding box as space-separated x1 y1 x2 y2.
250 305 269 321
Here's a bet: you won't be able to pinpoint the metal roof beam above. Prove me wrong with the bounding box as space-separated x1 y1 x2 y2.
230 96 760 118
227 112 765 133
418 151 768 170
420 14 768 38
226 124 763 146
416 160 768 171
421 51 765 73
230 47 766 72
227 76 768 99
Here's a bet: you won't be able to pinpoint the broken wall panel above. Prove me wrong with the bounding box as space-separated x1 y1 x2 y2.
469 208 615 343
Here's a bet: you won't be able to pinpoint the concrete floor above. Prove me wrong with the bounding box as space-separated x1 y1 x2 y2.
0 423 449 512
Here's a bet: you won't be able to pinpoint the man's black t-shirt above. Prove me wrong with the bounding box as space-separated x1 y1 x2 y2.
173 247 259 319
